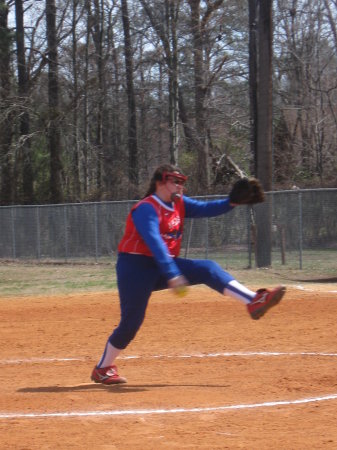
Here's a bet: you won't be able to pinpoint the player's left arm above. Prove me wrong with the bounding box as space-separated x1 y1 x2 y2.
183 195 235 219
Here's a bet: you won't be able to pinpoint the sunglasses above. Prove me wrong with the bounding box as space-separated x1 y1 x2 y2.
162 171 188 186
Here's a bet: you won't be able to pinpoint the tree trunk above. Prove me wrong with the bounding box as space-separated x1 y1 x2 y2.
71 0 80 200
121 0 138 197
255 0 273 267
82 2 91 196
178 87 198 154
188 0 210 193
0 0 13 205
91 0 104 194
248 0 258 175
107 25 123 196
15 0 34 204
167 0 179 165
256 0 273 191
46 0 63 203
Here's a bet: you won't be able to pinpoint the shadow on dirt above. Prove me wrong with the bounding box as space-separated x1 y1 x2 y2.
277 274 337 283
18 382 231 394
290 277 337 283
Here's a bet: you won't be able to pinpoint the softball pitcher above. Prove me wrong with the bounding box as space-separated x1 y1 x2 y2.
91 164 286 384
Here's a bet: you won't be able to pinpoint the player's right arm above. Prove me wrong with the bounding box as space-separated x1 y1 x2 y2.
132 203 182 282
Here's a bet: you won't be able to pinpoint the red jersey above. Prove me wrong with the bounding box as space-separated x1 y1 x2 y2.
118 195 185 257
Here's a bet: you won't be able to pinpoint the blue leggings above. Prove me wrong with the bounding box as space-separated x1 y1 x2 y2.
109 253 234 349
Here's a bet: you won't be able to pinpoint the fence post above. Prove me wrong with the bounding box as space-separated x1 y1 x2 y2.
184 219 193 258
298 192 303 269
247 206 252 269
205 218 209 259
94 203 99 261
11 207 16 259
64 205 68 261
36 207 41 260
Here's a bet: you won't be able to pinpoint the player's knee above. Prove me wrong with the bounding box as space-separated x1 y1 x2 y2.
200 260 222 278
109 316 144 349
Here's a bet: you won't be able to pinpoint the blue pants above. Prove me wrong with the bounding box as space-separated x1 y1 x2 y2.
109 253 234 349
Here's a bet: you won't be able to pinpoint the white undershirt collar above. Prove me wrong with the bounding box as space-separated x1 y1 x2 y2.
151 194 175 211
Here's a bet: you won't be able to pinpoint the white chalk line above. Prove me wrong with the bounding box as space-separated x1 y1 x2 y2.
2 351 337 420
294 285 337 293
2 351 337 365
0 357 84 365
1 393 337 420
120 351 337 360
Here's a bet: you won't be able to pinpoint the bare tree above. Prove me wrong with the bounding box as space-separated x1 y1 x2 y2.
188 0 210 192
248 0 273 267
139 0 180 165
0 0 13 205
187 0 224 193
70 0 81 200
46 0 63 203
256 0 273 191
248 0 258 175
1 0 336 206
274 0 337 186
87 0 104 194
121 0 139 196
15 0 34 204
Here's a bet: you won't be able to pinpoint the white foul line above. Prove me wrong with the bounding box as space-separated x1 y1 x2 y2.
120 351 337 360
0 357 84 365
1 393 337 420
2 351 337 365
294 285 337 293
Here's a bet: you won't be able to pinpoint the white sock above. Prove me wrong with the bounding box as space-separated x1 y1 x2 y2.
224 280 256 305
97 341 122 368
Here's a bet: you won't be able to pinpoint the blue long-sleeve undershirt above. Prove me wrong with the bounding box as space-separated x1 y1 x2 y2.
132 195 234 280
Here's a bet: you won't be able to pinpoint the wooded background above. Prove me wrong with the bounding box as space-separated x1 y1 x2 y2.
1 0 336 205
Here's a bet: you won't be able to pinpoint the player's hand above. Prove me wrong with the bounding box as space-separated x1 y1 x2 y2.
168 275 189 297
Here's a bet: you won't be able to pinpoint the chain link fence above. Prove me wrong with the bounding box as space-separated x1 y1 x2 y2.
0 189 336 272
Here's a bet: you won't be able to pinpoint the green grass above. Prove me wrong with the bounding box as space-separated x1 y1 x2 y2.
187 248 337 277
0 248 335 297
0 262 117 297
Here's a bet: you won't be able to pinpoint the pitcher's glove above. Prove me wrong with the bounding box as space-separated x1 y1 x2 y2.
229 178 265 205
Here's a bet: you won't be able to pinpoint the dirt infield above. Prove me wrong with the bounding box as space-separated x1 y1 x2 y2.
1 285 337 449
